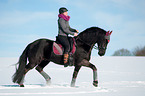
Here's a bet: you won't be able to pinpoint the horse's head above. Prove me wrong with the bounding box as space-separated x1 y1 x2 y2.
97 31 112 56
76 27 112 56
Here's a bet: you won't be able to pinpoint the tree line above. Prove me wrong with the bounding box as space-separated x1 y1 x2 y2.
112 46 145 56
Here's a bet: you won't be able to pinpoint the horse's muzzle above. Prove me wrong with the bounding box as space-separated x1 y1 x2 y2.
98 51 105 56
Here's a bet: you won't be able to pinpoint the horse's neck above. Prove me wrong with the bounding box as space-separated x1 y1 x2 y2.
76 35 96 52
78 38 95 60
78 35 97 46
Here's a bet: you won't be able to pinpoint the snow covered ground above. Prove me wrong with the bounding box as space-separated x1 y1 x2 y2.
0 56 145 96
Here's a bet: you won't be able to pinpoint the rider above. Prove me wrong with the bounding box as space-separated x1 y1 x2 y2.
57 7 78 67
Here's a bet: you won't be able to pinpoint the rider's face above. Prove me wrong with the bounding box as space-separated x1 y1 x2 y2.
63 11 68 16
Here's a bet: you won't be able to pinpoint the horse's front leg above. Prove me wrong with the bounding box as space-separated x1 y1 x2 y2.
81 59 98 87
71 66 81 87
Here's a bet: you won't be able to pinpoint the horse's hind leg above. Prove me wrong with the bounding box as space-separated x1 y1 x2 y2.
19 63 36 87
35 60 51 85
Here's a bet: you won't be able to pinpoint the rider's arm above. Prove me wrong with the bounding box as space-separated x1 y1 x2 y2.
59 18 75 35
69 27 77 32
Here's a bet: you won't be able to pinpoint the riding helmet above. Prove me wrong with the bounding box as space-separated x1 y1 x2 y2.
59 7 68 14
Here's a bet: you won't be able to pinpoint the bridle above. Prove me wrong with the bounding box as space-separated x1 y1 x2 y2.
75 30 112 51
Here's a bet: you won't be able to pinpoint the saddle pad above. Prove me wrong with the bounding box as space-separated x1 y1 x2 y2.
53 42 63 55
53 38 76 55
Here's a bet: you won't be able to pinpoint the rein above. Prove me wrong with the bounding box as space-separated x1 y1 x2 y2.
76 36 99 50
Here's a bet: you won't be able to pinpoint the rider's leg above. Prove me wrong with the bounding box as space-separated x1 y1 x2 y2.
57 35 70 67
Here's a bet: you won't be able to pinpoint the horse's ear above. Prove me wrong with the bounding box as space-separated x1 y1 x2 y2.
106 31 110 36
106 30 112 36
109 31 112 35
105 30 112 43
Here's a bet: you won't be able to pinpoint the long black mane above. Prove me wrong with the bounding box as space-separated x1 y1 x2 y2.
76 27 106 45
80 27 106 35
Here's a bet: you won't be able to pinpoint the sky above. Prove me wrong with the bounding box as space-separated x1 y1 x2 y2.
0 0 145 57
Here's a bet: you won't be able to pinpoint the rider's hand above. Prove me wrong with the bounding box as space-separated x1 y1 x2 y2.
76 30 79 33
74 33 78 36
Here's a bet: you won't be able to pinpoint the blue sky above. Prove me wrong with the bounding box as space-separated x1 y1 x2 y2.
0 0 145 57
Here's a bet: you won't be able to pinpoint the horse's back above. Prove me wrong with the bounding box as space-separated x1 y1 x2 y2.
27 38 54 62
31 38 54 44
29 38 53 47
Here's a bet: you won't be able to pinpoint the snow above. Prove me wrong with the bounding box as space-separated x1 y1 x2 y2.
0 56 145 96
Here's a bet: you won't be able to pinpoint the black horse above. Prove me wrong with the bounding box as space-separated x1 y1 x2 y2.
12 27 112 87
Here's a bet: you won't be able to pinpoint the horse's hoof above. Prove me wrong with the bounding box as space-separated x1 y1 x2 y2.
70 82 75 87
93 81 98 87
19 84 24 87
70 84 75 87
46 80 51 86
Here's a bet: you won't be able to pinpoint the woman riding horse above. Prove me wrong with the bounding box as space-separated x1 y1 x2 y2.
57 7 78 67
12 8 112 87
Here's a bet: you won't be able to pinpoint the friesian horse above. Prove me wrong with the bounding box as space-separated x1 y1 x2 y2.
12 27 112 87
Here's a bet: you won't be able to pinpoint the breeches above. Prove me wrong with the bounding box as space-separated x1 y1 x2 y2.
57 35 70 54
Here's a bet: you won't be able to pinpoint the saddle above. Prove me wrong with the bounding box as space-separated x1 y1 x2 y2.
53 37 76 55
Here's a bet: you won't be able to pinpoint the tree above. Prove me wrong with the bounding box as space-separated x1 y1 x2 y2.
133 46 145 56
112 48 132 56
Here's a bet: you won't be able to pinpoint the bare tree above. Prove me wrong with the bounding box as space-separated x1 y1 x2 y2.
133 46 145 56
112 48 132 56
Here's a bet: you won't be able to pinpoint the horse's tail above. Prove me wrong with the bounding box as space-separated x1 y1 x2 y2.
12 44 30 84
